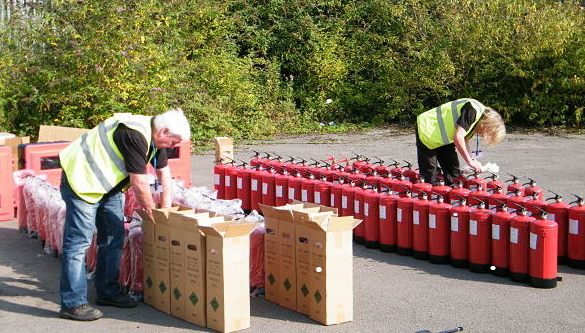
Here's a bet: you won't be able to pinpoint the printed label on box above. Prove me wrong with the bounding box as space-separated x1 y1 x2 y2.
451 217 458 232
276 185 283 198
492 224 500 240
380 205 387 219
429 214 436 229
570 219 579 235
470 220 478 236
413 210 419 225
252 179 258 191
510 227 519 244
530 232 537 250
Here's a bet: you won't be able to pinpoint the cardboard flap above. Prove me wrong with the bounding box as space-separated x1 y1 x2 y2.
199 221 256 238
326 216 361 231
37 125 88 142
290 200 338 214
152 207 179 224
136 209 156 225
225 223 256 237
169 210 202 228
260 203 303 221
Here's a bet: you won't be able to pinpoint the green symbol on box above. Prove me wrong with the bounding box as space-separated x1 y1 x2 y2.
189 292 199 306
159 281 167 294
284 278 292 291
268 273 275 285
146 276 153 289
314 290 322 303
301 284 309 297
173 287 181 300
210 297 220 311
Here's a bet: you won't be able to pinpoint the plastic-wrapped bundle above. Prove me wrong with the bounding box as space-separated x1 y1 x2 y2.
128 215 143 300
33 183 51 247
41 187 61 256
13 170 37 233
243 211 266 288
48 197 66 256
86 231 98 277
118 223 132 291
124 188 142 218
23 177 47 238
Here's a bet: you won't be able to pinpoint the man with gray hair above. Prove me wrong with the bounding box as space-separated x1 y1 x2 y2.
57 108 190 321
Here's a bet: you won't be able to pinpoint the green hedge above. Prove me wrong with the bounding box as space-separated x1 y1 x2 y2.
1 0 584 143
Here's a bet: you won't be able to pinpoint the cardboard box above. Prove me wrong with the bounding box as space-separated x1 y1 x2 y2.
136 209 156 307
167 209 197 320
3 136 30 171
200 222 255 333
296 212 360 325
151 206 191 314
213 137 233 165
37 125 88 142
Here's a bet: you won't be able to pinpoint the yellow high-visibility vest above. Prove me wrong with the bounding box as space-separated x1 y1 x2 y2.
417 98 485 150
59 114 154 203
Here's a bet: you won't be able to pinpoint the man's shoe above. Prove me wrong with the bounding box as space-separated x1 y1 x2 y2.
96 294 138 308
59 304 103 321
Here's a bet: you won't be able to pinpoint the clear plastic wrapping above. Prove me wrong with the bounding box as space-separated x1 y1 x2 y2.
13 170 37 233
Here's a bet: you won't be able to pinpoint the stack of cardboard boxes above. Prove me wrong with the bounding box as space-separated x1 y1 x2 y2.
138 207 255 333
260 202 361 326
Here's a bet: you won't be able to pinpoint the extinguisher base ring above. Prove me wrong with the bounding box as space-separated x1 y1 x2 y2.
379 244 397 253
450 258 470 269
567 258 585 269
353 235 365 245
469 263 491 274
397 247 413 256
529 276 558 289
413 250 429 260
364 240 380 249
492 267 509 277
429 254 450 265
510 271 529 283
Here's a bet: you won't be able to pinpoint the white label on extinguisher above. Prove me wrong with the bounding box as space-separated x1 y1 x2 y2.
547 213 556 222
413 211 420 225
225 176 231 187
451 217 459 232
397 208 403 222
302 189 308 202
262 182 268 195
354 200 360 214
470 220 478 236
342 196 348 209
510 227 519 244
289 187 295 199
251 179 258 191
330 194 335 207
364 203 369 217
429 214 436 229
314 192 321 204
380 205 387 219
214 174 220 185
276 185 283 198
530 232 538 250
570 219 579 235
492 224 500 240
237 177 243 190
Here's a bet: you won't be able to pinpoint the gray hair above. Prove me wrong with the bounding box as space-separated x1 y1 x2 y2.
153 108 191 140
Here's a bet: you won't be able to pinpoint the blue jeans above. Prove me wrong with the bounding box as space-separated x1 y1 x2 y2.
60 172 125 309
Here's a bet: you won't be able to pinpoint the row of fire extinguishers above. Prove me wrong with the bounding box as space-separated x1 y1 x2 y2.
213 152 585 288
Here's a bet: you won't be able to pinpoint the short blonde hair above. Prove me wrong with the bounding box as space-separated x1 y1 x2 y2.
477 108 505 146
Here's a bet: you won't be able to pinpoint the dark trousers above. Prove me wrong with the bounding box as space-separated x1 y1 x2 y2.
416 131 461 186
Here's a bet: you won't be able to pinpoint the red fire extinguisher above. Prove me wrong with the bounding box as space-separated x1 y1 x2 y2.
378 184 400 253
465 173 487 191
284 156 299 174
432 179 452 201
491 199 516 277
507 187 528 212
300 171 317 203
358 156 374 174
250 166 267 211
341 180 358 218
525 193 547 217
223 159 239 200
486 173 505 193
467 182 491 207
373 157 391 177
236 162 253 211
364 183 382 249
412 192 431 260
250 150 266 168
286 169 303 203
313 172 332 207
261 168 277 206
450 195 472 268
274 168 289 206
546 191 570 264
317 160 337 183
528 206 559 288
488 186 509 212
428 194 453 264
506 174 525 196
568 195 585 269
365 171 383 188
413 176 433 198
396 188 418 256
509 207 536 282
401 160 420 184
468 200 493 273
392 175 413 198
349 168 367 187
448 180 471 204
353 183 367 244
214 158 230 199
330 176 349 211
389 159 404 179
523 177 544 200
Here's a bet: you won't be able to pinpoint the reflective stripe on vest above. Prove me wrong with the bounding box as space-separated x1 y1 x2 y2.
59 114 153 203
417 99 485 150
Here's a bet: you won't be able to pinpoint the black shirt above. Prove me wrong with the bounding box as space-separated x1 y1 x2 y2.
107 124 168 195
456 102 477 132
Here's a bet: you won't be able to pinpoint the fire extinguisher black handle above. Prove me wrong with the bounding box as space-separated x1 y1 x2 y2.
545 190 562 202
569 194 584 206
402 160 412 169
505 173 519 183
